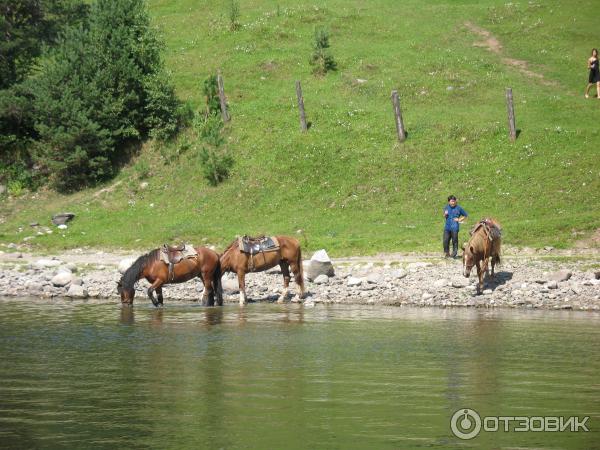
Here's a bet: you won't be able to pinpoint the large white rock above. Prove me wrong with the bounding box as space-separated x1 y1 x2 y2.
313 274 330 285
118 258 136 274
222 278 240 294
549 270 572 283
451 277 469 288
305 249 335 281
347 276 363 287
391 269 408 280
66 284 87 298
34 259 62 269
366 274 381 284
51 272 73 287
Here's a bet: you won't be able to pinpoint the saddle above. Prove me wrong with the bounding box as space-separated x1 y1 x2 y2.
470 219 502 241
238 235 280 254
160 244 197 281
238 235 280 272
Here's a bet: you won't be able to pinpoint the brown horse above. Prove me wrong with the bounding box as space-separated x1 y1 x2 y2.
220 236 305 305
117 247 222 306
462 219 502 294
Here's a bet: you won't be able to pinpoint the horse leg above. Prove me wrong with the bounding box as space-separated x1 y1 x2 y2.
476 261 483 295
278 262 291 303
202 270 215 307
156 287 164 306
290 259 305 301
491 254 499 279
237 271 247 306
147 279 163 307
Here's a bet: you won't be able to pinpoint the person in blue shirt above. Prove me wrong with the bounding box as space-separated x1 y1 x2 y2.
443 195 468 258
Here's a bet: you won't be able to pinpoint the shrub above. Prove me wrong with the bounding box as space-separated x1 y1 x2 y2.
203 74 221 117
228 0 240 31
195 113 233 186
198 147 234 186
31 0 181 191
310 28 337 75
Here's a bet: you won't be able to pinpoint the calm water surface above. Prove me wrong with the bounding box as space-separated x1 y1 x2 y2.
0 299 599 449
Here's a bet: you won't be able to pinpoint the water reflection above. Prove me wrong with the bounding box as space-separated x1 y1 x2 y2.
0 300 599 449
120 305 135 325
204 307 224 326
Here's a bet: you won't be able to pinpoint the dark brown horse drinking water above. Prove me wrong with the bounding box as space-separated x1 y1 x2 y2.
117 246 222 306
462 218 502 294
220 235 305 305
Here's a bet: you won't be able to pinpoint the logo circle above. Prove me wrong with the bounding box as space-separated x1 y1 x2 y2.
451 408 482 440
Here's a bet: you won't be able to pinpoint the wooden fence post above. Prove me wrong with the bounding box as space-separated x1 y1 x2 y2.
505 87 516 142
217 71 230 122
295 80 308 132
391 90 406 142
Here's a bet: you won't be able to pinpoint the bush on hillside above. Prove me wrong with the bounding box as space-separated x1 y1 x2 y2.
31 0 181 191
0 0 89 188
203 75 221 117
196 114 233 186
310 28 337 75
228 0 240 31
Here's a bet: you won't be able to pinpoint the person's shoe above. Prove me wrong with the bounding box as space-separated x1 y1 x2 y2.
452 254 458 259
585 94 589 98
444 253 451 258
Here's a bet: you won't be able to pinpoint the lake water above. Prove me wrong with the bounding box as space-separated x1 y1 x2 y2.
0 299 599 449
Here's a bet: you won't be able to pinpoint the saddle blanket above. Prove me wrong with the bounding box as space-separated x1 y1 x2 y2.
159 244 197 265
238 235 280 254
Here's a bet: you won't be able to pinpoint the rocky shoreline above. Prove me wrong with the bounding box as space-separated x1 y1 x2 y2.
1 247 599 310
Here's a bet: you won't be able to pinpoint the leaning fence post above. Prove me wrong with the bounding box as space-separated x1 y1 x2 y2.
217 71 230 122
295 80 308 132
390 90 406 142
505 87 516 142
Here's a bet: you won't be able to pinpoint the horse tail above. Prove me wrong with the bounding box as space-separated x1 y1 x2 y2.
296 245 305 286
213 256 223 305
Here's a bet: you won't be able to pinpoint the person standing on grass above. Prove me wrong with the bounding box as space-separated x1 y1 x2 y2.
585 48 600 99
443 195 468 259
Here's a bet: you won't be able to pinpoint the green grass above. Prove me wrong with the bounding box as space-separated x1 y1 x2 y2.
1 0 599 255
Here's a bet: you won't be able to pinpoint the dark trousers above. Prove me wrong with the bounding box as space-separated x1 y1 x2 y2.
443 229 459 256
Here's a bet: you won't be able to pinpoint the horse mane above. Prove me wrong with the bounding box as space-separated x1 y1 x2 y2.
222 238 239 254
119 249 160 290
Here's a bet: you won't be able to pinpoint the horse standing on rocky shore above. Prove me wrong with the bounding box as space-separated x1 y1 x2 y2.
117 246 222 307
462 218 502 294
220 235 305 305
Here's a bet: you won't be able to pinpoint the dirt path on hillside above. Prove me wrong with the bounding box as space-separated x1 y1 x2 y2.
464 21 557 87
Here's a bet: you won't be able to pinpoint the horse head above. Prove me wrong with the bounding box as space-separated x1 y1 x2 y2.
117 279 135 305
462 243 475 278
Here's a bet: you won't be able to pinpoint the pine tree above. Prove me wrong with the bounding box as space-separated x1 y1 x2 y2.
32 0 181 191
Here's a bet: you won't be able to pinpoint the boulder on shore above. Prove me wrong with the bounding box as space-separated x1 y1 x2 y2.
549 269 572 283
66 284 87 298
118 258 136 274
51 272 73 287
305 249 335 281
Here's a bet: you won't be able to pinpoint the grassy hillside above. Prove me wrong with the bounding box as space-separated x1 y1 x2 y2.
1 0 599 255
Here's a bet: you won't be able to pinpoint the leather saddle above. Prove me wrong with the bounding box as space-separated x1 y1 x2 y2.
238 235 280 254
163 244 186 263
160 244 197 281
